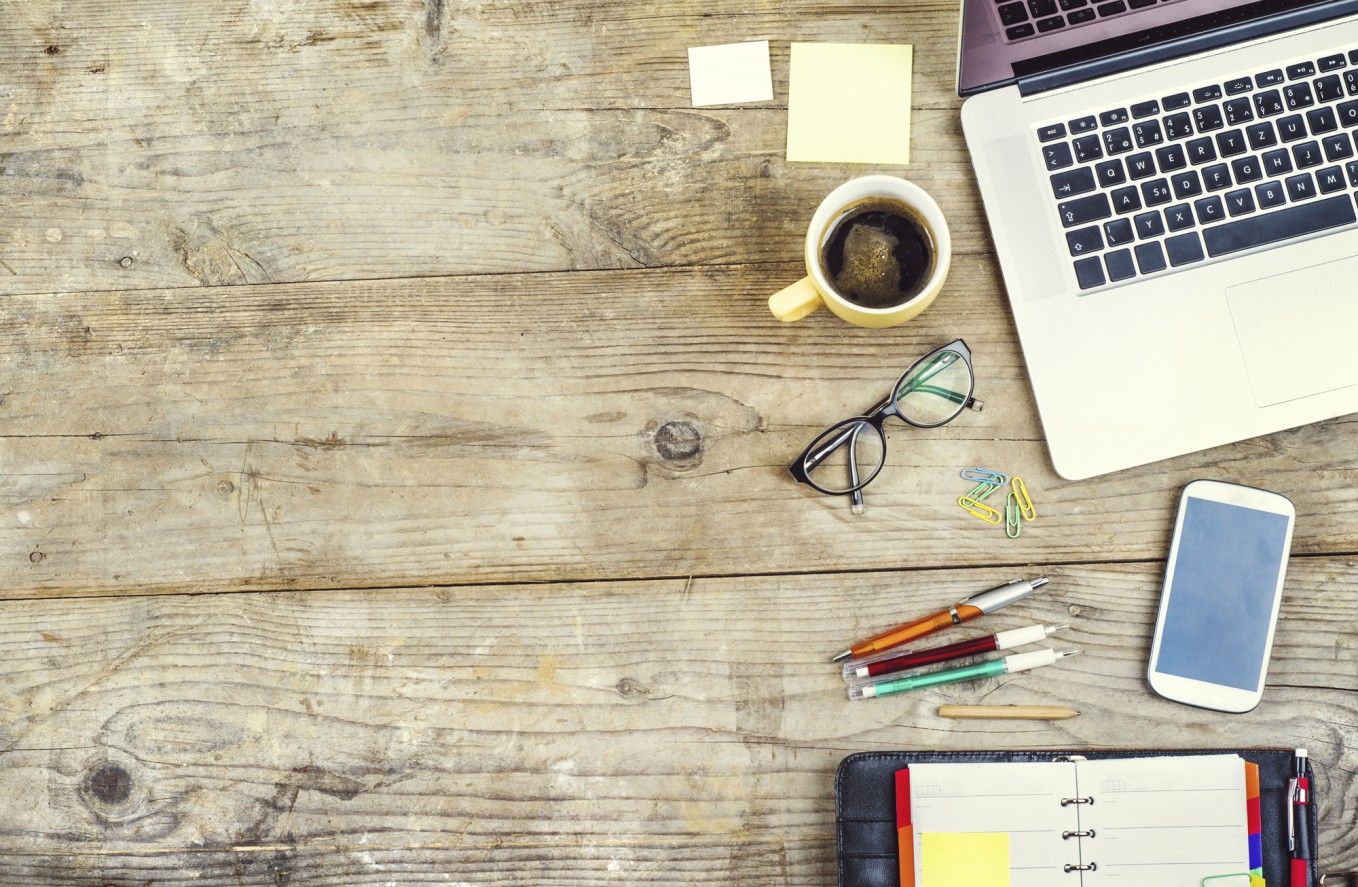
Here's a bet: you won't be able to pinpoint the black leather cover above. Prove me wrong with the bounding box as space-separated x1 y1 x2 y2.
836 748 1318 887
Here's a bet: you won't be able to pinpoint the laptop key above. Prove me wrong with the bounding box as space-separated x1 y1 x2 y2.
1255 179 1286 208
1226 76 1254 95
1096 0 1127 15
1133 120 1163 148
1256 69 1285 88
1104 217 1134 246
1223 98 1254 125
1286 61 1316 81
1163 112 1193 140
1141 178 1172 206
1286 172 1316 201
1155 143 1187 171
1338 99 1358 126
1263 148 1293 176
1292 141 1323 169
1096 158 1127 186
1131 99 1160 119
1246 122 1278 150
1134 210 1165 238
1043 142 1075 170
1103 127 1133 154
1135 241 1167 273
1073 134 1104 162
1070 115 1098 134
1202 193 1356 257
1186 137 1216 164
1051 167 1097 197
1104 248 1136 282
1346 159 1358 185
1126 151 1156 179
1006 23 1036 39
1100 108 1130 127
1194 195 1225 224
1307 106 1338 135
1319 54 1347 73
1165 232 1206 266
1284 82 1315 111
1171 169 1202 199
1067 225 1104 256
1038 122 1069 142
1163 92 1191 111
1069 8 1096 23
1202 163 1232 191
1346 70 1358 95
1193 105 1224 132
1111 186 1141 213
1165 203 1194 231
1193 85 1223 104
1058 193 1113 227
1216 129 1247 157
1254 90 1285 117
1073 256 1106 290
1225 188 1256 216
1232 155 1262 183
1317 165 1347 193
1037 16 1065 32
1316 74 1345 104
1277 115 1306 142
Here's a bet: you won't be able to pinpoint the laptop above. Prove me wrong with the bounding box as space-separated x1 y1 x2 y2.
960 0 1358 479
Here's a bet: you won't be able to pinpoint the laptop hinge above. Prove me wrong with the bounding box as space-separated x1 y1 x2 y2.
1017 0 1358 97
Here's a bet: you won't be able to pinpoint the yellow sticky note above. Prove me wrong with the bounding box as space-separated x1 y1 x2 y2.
920 832 1010 887
786 42 913 165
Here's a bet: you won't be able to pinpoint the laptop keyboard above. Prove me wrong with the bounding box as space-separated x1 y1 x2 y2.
1039 48 1358 292
997 0 1186 44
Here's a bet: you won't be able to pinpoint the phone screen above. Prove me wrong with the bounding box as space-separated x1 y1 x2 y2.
1155 497 1291 691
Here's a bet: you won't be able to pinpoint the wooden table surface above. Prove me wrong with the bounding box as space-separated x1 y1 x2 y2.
2 1 1355 883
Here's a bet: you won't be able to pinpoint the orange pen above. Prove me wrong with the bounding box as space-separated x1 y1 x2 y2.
831 577 1051 662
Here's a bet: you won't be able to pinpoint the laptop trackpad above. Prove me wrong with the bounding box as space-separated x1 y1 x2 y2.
1227 255 1358 407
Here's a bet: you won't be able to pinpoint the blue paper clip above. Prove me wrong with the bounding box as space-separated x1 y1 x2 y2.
961 467 1008 485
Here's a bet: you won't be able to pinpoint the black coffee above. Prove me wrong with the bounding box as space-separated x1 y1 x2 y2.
818 198 935 309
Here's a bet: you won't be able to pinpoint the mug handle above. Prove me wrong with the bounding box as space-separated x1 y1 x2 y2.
769 277 823 323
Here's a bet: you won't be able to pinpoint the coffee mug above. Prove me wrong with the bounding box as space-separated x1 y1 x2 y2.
768 175 951 328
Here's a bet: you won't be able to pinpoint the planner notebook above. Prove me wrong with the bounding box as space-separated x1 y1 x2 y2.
907 754 1247 885
836 748 1317 887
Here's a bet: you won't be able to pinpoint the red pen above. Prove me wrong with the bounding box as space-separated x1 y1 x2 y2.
842 623 1068 682
1290 748 1312 887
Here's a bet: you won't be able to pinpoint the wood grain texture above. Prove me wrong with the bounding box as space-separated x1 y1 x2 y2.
2 564 1355 883
0 0 976 296
8 262 1358 597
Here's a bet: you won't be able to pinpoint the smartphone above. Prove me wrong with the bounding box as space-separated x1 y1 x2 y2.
1147 480 1295 713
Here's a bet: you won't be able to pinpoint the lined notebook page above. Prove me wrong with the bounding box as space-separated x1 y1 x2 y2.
1081 754 1248 884
909 761 1076 886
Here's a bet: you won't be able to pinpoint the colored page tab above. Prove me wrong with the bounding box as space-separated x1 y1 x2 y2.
896 768 915 887
920 833 1010 887
786 43 913 164
1245 762 1262 873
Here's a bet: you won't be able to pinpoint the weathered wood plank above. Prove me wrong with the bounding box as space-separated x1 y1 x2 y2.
0 0 974 296
1 563 1354 883
7 263 1358 597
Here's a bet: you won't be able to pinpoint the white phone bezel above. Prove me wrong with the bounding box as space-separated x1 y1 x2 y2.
1147 479 1295 713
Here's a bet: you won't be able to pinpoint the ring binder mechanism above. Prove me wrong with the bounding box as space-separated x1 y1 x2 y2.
1061 829 1095 838
1060 795 1094 806
1063 863 1097 872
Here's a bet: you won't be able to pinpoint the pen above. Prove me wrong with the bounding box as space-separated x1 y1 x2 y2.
832 577 1051 663
843 623 1068 682
848 648 1079 700
1290 748 1312 887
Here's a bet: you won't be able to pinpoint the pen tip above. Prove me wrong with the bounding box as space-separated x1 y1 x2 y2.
832 650 852 663
1059 649 1080 658
1031 576 1050 588
1051 624 1070 633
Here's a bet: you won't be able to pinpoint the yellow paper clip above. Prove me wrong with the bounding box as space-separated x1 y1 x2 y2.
1006 491 1022 538
959 495 1002 524
1011 476 1036 521
961 467 1008 484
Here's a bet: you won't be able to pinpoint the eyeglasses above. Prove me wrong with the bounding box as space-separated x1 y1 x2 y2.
789 339 983 511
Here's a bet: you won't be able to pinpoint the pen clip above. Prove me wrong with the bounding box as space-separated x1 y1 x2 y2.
1287 777 1298 851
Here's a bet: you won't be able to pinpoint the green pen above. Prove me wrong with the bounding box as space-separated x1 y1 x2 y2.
848 648 1079 700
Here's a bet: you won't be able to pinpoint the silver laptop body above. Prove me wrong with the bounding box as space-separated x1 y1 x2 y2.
961 0 1358 478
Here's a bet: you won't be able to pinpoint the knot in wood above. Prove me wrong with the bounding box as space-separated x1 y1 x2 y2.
616 677 647 698
85 763 133 805
653 420 702 465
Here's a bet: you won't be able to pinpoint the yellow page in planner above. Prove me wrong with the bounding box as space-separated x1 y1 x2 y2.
909 755 1249 886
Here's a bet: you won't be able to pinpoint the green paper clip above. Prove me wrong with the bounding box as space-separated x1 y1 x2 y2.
1006 491 1022 538
1200 874 1263 887
967 481 1000 501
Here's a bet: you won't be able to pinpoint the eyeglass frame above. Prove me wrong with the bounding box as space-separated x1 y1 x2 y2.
788 338 984 509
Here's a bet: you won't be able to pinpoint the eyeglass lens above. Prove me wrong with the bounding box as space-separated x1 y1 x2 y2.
893 348 973 427
800 419 886 495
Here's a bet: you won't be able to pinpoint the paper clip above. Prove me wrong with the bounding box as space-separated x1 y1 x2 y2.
959 495 1002 524
967 481 1000 501
1006 491 1022 538
1011 476 1036 521
961 467 1008 485
1322 874 1358 886
1200 875 1262 887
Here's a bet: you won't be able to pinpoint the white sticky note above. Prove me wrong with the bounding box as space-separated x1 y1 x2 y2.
787 42 913 165
688 41 774 107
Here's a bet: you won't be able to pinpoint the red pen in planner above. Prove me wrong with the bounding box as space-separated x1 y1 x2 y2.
842 623 1068 682
1290 748 1312 887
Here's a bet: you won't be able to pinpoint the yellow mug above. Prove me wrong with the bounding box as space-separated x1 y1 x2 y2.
769 175 951 328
